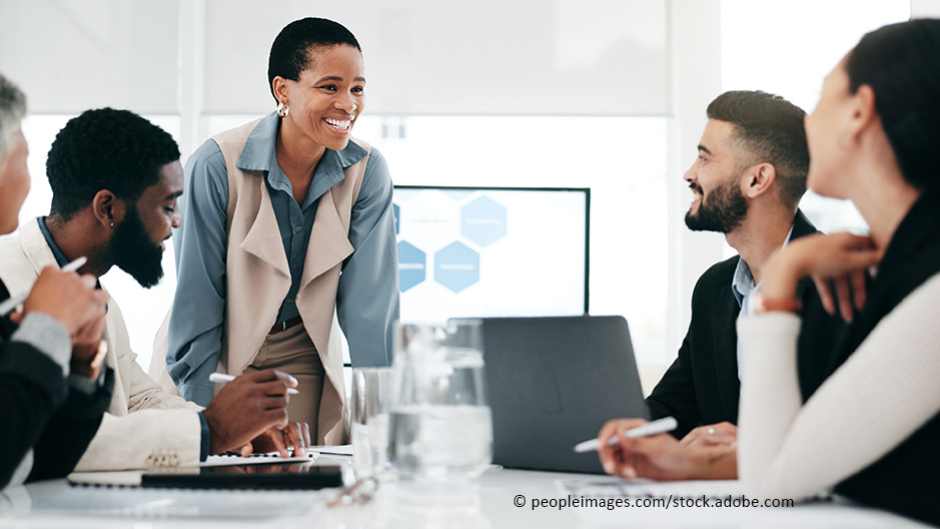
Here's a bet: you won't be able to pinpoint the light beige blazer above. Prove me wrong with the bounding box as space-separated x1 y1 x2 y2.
0 219 202 471
151 120 369 445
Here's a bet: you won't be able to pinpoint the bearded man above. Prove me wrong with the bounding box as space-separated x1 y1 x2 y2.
641 91 846 459
0 108 309 471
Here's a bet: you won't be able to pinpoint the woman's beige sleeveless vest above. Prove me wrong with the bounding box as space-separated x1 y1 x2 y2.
214 119 369 444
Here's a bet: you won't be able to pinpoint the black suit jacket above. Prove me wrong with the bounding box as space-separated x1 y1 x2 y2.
646 211 847 439
0 280 112 487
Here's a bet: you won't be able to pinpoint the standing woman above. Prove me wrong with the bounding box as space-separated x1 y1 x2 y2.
166 18 399 445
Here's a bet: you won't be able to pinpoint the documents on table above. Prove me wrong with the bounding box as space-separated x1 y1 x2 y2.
202 452 317 467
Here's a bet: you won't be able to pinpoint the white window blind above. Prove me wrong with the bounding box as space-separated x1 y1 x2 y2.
203 0 670 116
0 0 180 115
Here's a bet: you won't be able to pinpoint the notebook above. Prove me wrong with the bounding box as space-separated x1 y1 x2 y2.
68 460 343 490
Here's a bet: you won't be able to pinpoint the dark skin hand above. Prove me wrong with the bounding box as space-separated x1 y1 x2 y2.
202 369 298 455
239 422 312 458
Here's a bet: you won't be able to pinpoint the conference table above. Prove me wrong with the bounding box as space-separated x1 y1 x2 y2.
0 455 931 529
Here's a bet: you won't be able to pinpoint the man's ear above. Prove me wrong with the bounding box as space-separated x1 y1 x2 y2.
743 163 777 199
91 190 125 228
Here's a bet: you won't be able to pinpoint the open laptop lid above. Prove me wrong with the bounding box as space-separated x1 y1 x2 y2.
480 316 648 474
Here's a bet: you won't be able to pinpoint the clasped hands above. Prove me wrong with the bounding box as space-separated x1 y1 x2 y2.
11 266 110 380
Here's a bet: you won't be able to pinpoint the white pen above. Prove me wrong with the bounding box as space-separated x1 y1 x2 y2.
209 372 300 395
0 256 89 316
573 416 678 453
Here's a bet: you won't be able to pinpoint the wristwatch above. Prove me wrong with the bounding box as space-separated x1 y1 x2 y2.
751 291 803 315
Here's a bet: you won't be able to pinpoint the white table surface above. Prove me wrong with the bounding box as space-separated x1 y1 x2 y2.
0 462 932 529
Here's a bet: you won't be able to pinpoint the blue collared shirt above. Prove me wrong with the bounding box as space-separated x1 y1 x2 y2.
37 217 211 461
731 224 794 380
167 113 400 406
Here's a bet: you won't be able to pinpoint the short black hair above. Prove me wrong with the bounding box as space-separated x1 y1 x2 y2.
46 108 180 220
706 90 810 209
847 19 940 190
267 17 361 102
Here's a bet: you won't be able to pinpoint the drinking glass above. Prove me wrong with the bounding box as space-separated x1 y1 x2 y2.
351 367 393 480
388 320 493 481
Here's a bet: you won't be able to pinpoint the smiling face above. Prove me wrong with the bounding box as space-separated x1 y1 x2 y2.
107 160 183 288
683 119 750 233
0 128 30 234
805 57 856 200
275 44 365 151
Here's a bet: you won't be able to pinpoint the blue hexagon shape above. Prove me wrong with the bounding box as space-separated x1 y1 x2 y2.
398 241 426 292
461 196 507 247
393 203 400 235
434 242 480 293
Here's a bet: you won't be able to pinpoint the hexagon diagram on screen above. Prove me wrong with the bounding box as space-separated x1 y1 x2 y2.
461 196 507 247
434 242 480 293
398 241 426 292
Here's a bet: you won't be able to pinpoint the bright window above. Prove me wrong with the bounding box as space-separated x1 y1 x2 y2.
719 0 910 259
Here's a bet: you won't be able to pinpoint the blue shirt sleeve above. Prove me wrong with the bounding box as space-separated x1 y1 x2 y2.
167 140 230 406
336 148 400 367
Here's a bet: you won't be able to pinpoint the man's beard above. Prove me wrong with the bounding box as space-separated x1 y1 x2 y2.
107 207 164 288
684 177 749 234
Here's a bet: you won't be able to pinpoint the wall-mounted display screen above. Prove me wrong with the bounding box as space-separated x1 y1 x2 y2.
393 186 589 323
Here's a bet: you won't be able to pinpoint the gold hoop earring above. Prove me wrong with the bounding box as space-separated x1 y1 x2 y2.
277 101 290 117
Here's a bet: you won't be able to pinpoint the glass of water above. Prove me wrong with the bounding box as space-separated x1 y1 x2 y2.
388 320 493 481
351 367 393 480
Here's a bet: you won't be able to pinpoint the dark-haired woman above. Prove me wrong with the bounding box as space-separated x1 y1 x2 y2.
165 18 399 445
735 19 940 525
596 19 940 525
0 73 112 487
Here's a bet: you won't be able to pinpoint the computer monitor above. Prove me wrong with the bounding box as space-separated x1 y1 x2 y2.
393 185 590 323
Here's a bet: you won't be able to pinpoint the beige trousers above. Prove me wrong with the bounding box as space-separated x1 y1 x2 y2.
244 324 324 441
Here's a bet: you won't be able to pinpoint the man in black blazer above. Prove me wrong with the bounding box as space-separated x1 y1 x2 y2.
646 211 845 443
643 91 847 450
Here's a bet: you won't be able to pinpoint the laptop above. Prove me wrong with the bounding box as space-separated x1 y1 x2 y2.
479 315 648 474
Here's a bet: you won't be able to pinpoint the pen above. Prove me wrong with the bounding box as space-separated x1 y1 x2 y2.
209 372 300 395
0 256 89 316
573 416 678 453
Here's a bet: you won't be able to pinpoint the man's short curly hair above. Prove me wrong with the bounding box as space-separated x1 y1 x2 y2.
46 108 180 219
